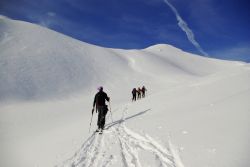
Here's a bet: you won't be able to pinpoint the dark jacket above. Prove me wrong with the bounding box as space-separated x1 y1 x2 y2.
142 86 146 93
93 91 110 107
132 88 137 95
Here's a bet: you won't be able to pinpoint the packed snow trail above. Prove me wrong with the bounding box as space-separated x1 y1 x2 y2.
58 105 184 167
59 132 105 167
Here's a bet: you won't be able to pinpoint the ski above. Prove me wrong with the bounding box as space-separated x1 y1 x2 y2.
95 129 103 134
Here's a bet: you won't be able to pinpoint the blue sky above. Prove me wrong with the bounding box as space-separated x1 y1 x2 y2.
1 0 249 62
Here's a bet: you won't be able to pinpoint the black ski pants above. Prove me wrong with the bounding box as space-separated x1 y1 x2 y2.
97 106 108 129
132 93 136 101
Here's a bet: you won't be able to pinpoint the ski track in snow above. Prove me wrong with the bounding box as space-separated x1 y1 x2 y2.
59 105 184 167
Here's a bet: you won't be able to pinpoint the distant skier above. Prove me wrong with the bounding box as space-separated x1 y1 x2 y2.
132 88 137 101
137 87 142 99
92 86 110 132
141 86 147 98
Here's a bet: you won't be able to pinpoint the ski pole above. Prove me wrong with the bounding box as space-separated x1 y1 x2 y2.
88 109 94 133
109 101 114 123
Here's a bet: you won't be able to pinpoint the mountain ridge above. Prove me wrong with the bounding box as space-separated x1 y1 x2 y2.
0 16 245 102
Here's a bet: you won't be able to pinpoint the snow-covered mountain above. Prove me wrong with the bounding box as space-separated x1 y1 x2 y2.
0 15 236 102
0 16 250 167
0 15 133 101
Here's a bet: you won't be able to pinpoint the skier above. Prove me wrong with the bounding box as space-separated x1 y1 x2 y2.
137 87 142 99
141 86 147 98
132 88 137 101
92 86 110 133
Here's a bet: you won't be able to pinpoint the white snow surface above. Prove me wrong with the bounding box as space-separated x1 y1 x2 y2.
0 16 250 167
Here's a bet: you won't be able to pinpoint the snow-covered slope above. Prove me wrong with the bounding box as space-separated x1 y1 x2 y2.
0 16 250 167
0 15 133 101
0 15 237 102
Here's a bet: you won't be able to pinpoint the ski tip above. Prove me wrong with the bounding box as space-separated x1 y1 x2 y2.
99 129 103 134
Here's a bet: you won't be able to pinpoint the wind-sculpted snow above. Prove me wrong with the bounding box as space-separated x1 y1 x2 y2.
0 17 130 101
0 16 235 101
